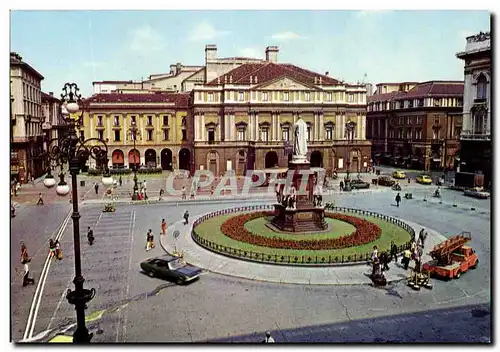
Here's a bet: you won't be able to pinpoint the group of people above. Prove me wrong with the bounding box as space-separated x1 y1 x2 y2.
49 239 63 260
275 184 297 209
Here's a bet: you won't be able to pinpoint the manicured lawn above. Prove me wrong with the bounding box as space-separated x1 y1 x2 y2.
194 211 412 259
244 216 356 240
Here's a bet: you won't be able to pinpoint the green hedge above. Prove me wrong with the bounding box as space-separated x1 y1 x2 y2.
137 167 163 174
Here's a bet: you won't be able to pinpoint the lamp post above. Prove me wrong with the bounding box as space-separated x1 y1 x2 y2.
129 121 139 200
42 83 113 343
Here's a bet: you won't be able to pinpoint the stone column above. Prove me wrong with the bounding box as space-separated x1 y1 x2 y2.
341 114 346 140
255 112 259 140
200 113 205 141
293 111 297 125
276 112 281 141
217 115 221 141
248 111 253 140
319 112 324 140
223 113 228 141
89 114 94 139
106 114 112 140
194 113 199 141
271 112 276 141
361 115 367 140
231 114 236 140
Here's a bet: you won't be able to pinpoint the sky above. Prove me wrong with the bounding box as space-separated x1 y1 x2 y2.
10 10 490 97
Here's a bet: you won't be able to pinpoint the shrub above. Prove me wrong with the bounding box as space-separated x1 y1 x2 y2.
218 211 382 250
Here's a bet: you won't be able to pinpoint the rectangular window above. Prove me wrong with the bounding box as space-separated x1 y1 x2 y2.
326 128 333 140
307 127 311 141
284 92 289 101
434 116 440 125
113 116 119 126
114 130 120 141
97 116 103 126
238 129 245 141
208 129 215 142
182 130 187 141
208 93 214 102
416 116 422 124
131 116 136 124
238 92 244 101
97 130 103 140
147 130 153 141
398 117 403 125
305 92 310 101
282 128 290 141
163 129 169 140
260 129 268 142
147 116 153 126
263 92 269 101
326 92 332 102
163 116 168 125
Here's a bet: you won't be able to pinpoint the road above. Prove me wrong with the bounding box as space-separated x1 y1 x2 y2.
10 188 491 343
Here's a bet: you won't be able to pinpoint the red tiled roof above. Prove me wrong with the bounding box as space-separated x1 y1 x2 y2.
86 93 190 108
368 81 464 103
367 91 402 103
207 62 340 86
41 92 60 102
403 81 464 98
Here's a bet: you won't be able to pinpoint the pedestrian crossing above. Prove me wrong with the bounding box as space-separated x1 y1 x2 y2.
31 208 135 339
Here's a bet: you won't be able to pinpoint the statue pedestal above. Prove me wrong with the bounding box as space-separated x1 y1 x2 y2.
271 160 327 233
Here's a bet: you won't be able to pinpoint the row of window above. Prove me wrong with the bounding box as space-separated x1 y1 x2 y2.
206 125 338 142
385 127 460 140
94 115 183 127
202 90 359 103
24 100 41 118
23 82 41 104
84 128 187 143
368 97 464 112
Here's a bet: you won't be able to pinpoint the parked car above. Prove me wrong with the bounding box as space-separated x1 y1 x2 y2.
463 187 490 199
140 255 202 284
377 176 396 187
349 179 370 189
392 170 407 179
416 174 433 185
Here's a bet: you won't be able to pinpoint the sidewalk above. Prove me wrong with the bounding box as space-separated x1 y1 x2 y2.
159 211 447 286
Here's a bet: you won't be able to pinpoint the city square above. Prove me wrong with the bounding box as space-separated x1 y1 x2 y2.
9 9 491 344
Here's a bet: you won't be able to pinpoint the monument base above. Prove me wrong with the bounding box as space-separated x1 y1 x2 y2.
271 204 327 233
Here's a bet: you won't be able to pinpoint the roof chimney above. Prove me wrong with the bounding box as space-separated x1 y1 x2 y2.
229 75 233 84
224 75 228 83
319 77 322 85
205 44 217 62
250 76 253 84
217 76 221 84
49 92 54 96
265 46 279 63
254 76 258 84
325 72 329 76
314 77 318 84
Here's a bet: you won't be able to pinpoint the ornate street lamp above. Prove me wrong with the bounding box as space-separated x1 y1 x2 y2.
42 83 113 343
345 121 356 180
128 120 140 200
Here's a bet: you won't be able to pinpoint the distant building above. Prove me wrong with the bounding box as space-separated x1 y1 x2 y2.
455 31 491 188
10 52 46 183
367 81 463 171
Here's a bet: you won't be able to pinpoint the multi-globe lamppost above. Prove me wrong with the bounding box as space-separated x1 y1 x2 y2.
42 83 113 343
129 120 140 200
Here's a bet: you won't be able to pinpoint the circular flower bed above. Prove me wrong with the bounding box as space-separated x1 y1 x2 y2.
220 211 381 250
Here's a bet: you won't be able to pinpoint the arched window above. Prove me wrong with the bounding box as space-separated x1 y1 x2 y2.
477 74 487 100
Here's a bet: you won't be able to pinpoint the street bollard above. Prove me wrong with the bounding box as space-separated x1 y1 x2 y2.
423 193 427 202
452 197 457 207
471 203 476 211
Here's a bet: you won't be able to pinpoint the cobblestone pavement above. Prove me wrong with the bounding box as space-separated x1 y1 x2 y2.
11 188 491 343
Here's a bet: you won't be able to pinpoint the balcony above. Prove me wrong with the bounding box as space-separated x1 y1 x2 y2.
461 133 491 141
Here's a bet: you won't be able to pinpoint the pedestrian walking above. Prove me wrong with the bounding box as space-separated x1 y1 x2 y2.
339 180 344 191
119 176 122 187
22 261 35 286
390 241 398 263
402 249 411 270
146 230 152 251
87 227 95 245
143 180 147 191
371 245 378 262
49 239 56 258
419 229 426 248
262 331 275 343
161 219 167 235
181 186 187 200
395 193 401 207
36 193 44 205
371 257 381 277
183 210 189 225
55 240 63 260
94 182 99 194
159 188 164 201
379 251 390 271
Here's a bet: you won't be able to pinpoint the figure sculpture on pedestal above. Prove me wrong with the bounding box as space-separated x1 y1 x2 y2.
292 118 308 163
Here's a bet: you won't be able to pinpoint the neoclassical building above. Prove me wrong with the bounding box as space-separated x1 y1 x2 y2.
367 81 463 171
192 46 371 176
83 45 371 176
82 93 192 171
456 31 491 187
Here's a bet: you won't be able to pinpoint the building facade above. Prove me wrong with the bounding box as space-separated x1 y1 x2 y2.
41 92 64 143
456 31 491 187
367 81 463 171
192 46 371 176
83 93 192 171
10 52 46 183
86 45 371 176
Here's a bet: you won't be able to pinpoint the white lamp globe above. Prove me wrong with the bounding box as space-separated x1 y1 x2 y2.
43 176 56 188
66 102 80 114
56 183 70 196
102 175 114 187
61 104 69 117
